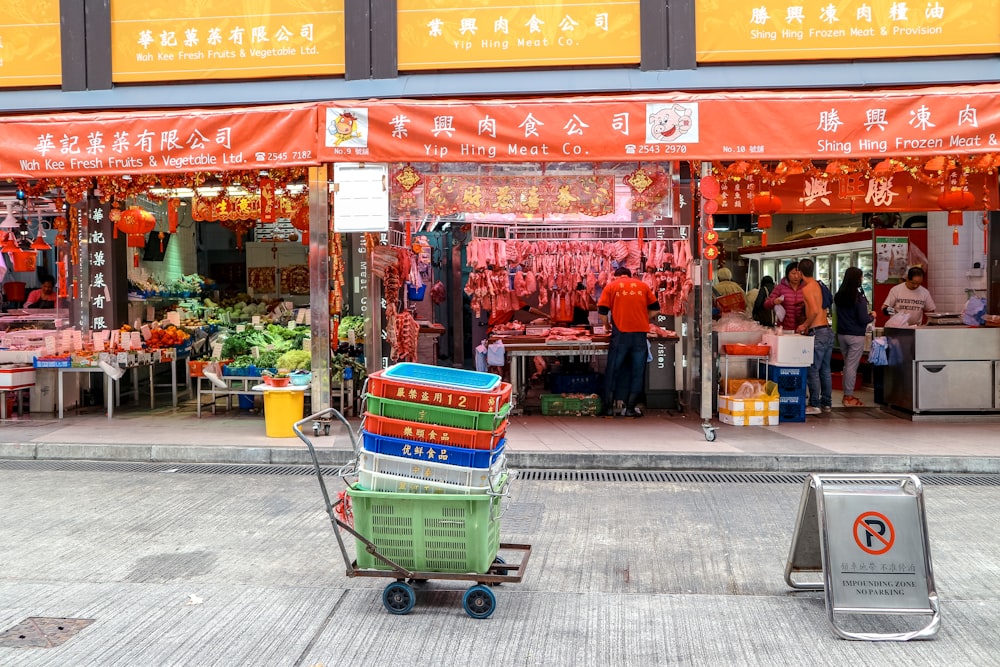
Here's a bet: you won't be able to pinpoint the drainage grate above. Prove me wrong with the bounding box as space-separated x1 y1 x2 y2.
0 617 95 649
0 459 998 486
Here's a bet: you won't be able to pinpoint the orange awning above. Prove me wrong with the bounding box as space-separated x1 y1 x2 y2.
0 103 319 178
318 83 1000 163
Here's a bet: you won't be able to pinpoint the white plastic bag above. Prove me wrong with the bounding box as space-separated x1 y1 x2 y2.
886 312 914 328
486 340 505 366
774 304 786 323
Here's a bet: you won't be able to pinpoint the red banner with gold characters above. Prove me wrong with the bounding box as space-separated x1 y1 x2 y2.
397 0 640 71
713 172 998 214
0 1 62 87
696 0 1000 63
110 0 345 82
423 175 615 216
319 83 1000 163
191 195 299 222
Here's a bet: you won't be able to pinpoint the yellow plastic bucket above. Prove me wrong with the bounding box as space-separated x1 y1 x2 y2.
261 389 305 438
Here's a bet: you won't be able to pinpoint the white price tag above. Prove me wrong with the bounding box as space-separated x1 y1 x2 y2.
167 311 181 326
252 315 261 325
236 324 246 332
251 346 260 359
211 342 223 359
296 309 306 324
146 306 155 322
117 352 129 365
45 336 57 355
140 325 152 341
287 321 297 330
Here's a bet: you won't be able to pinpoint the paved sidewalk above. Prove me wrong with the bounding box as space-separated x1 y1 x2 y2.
2 395 1000 473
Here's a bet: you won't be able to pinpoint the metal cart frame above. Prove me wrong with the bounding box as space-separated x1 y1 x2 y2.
294 408 532 619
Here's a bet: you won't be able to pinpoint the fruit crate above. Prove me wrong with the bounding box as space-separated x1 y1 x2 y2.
361 431 505 469
767 365 808 397
381 362 501 391
778 394 806 422
347 485 502 573
358 463 507 495
367 369 511 413
365 395 511 431
549 372 603 395
363 413 506 450
539 394 603 416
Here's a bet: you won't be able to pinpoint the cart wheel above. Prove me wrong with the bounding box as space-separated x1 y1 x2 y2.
490 555 509 583
382 581 416 615
312 423 320 436
324 424 331 436
704 426 717 442
462 584 496 619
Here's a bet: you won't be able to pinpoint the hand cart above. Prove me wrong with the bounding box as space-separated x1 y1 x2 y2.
294 408 531 619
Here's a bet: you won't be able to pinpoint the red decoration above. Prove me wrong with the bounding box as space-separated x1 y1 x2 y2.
168 198 180 233
699 175 721 199
117 206 156 247
624 166 670 216
392 165 423 211
259 176 277 223
704 230 719 245
939 187 976 245
752 191 782 247
290 203 310 245
703 245 719 260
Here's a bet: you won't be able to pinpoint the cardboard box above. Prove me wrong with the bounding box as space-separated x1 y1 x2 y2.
717 381 779 426
762 333 814 366
0 366 35 388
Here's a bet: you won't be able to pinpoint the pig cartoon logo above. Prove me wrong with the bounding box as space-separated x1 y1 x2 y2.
645 103 698 144
325 108 368 148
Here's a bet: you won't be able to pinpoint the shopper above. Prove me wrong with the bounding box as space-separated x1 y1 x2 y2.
598 267 659 418
713 267 745 299
764 261 806 331
795 258 833 414
834 267 874 407
881 266 936 325
749 276 776 326
25 275 57 309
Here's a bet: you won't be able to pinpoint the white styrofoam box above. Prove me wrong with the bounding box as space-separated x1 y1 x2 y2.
762 333 814 366
0 366 35 388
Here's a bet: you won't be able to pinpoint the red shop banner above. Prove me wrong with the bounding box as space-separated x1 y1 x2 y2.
0 103 319 178
319 83 1000 163
714 172 1000 215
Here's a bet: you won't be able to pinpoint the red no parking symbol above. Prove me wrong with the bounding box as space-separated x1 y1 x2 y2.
854 511 895 555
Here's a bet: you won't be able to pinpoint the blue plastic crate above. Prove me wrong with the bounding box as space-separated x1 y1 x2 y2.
550 372 603 395
778 394 806 422
361 430 505 468
768 366 808 398
382 362 501 391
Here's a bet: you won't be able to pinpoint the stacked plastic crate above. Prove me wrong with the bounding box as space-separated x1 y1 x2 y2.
349 362 512 574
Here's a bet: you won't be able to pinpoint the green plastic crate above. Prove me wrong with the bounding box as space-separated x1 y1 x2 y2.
540 394 603 416
347 483 503 573
366 395 511 431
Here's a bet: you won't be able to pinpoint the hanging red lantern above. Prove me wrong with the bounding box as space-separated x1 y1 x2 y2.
938 187 976 245
290 204 309 245
167 198 180 233
117 206 156 247
752 191 782 247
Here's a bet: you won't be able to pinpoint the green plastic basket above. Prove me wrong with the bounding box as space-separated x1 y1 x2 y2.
539 394 603 416
366 395 511 431
347 483 503 573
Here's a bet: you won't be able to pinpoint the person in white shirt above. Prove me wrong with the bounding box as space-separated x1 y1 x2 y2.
881 266 935 325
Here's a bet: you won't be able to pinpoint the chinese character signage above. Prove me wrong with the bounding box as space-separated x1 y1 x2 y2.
110 0 345 82
713 172 998 214
696 0 1000 62
397 0 639 71
0 1 61 88
0 103 318 178
319 83 1000 162
86 203 112 332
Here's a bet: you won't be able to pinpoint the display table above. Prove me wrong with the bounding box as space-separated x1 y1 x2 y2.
501 340 609 414
252 383 307 437
196 374 263 416
58 367 117 419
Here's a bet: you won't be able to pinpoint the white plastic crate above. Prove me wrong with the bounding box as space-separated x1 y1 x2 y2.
358 449 506 491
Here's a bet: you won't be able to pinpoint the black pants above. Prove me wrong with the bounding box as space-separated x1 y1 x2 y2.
604 331 647 407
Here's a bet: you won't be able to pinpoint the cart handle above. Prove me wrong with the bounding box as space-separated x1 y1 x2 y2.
294 408 358 530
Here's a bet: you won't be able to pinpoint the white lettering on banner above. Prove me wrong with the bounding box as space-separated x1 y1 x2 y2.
865 177 900 207
519 113 543 138
478 115 497 138
801 178 833 207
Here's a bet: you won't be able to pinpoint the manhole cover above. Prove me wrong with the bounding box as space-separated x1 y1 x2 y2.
0 617 95 648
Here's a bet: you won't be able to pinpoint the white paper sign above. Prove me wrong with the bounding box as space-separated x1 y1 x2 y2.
251 346 260 359
296 309 306 324
212 342 223 359
287 321 297 330
45 336 57 355
93 331 110 350
167 311 181 326
236 324 246 333
140 325 152 341
146 306 155 322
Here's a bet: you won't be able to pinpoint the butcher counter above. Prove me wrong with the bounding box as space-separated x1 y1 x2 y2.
882 326 1000 415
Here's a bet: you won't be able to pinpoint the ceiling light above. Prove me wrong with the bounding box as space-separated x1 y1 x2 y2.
0 202 19 230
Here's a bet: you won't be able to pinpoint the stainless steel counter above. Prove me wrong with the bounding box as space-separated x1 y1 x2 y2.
883 326 1000 413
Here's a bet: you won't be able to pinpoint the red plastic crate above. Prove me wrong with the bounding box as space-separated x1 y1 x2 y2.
363 413 506 450
367 369 511 413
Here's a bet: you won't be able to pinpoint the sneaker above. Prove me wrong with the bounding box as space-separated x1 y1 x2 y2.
805 406 822 415
624 407 643 418
821 406 832 413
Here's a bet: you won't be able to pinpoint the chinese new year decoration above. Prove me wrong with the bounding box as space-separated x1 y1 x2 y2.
116 206 156 247
938 187 975 245
752 191 782 247
624 165 670 217
392 165 423 212
290 204 310 245
167 198 180 233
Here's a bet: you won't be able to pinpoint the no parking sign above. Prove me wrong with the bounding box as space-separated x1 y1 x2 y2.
784 474 939 641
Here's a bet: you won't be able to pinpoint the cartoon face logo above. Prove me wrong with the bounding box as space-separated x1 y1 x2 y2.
645 103 698 144
325 108 368 148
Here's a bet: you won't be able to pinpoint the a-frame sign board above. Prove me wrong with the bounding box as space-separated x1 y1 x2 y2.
785 473 940 641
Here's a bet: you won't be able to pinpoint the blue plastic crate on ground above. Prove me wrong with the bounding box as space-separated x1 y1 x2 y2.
549 372 603 395
768 365 808 398
361 430 505 469
778 394 806 422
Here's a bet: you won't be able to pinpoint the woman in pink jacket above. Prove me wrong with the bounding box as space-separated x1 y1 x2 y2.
764 261 806 331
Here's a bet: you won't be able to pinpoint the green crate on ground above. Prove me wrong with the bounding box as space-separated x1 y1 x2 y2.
366 394 510 430
347 484 502 573
540 394 603 416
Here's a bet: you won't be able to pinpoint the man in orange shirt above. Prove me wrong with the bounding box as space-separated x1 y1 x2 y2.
597 267 659 417
795 258 833 415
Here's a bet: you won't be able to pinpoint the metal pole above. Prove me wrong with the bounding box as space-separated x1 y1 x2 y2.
308 166 331 411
